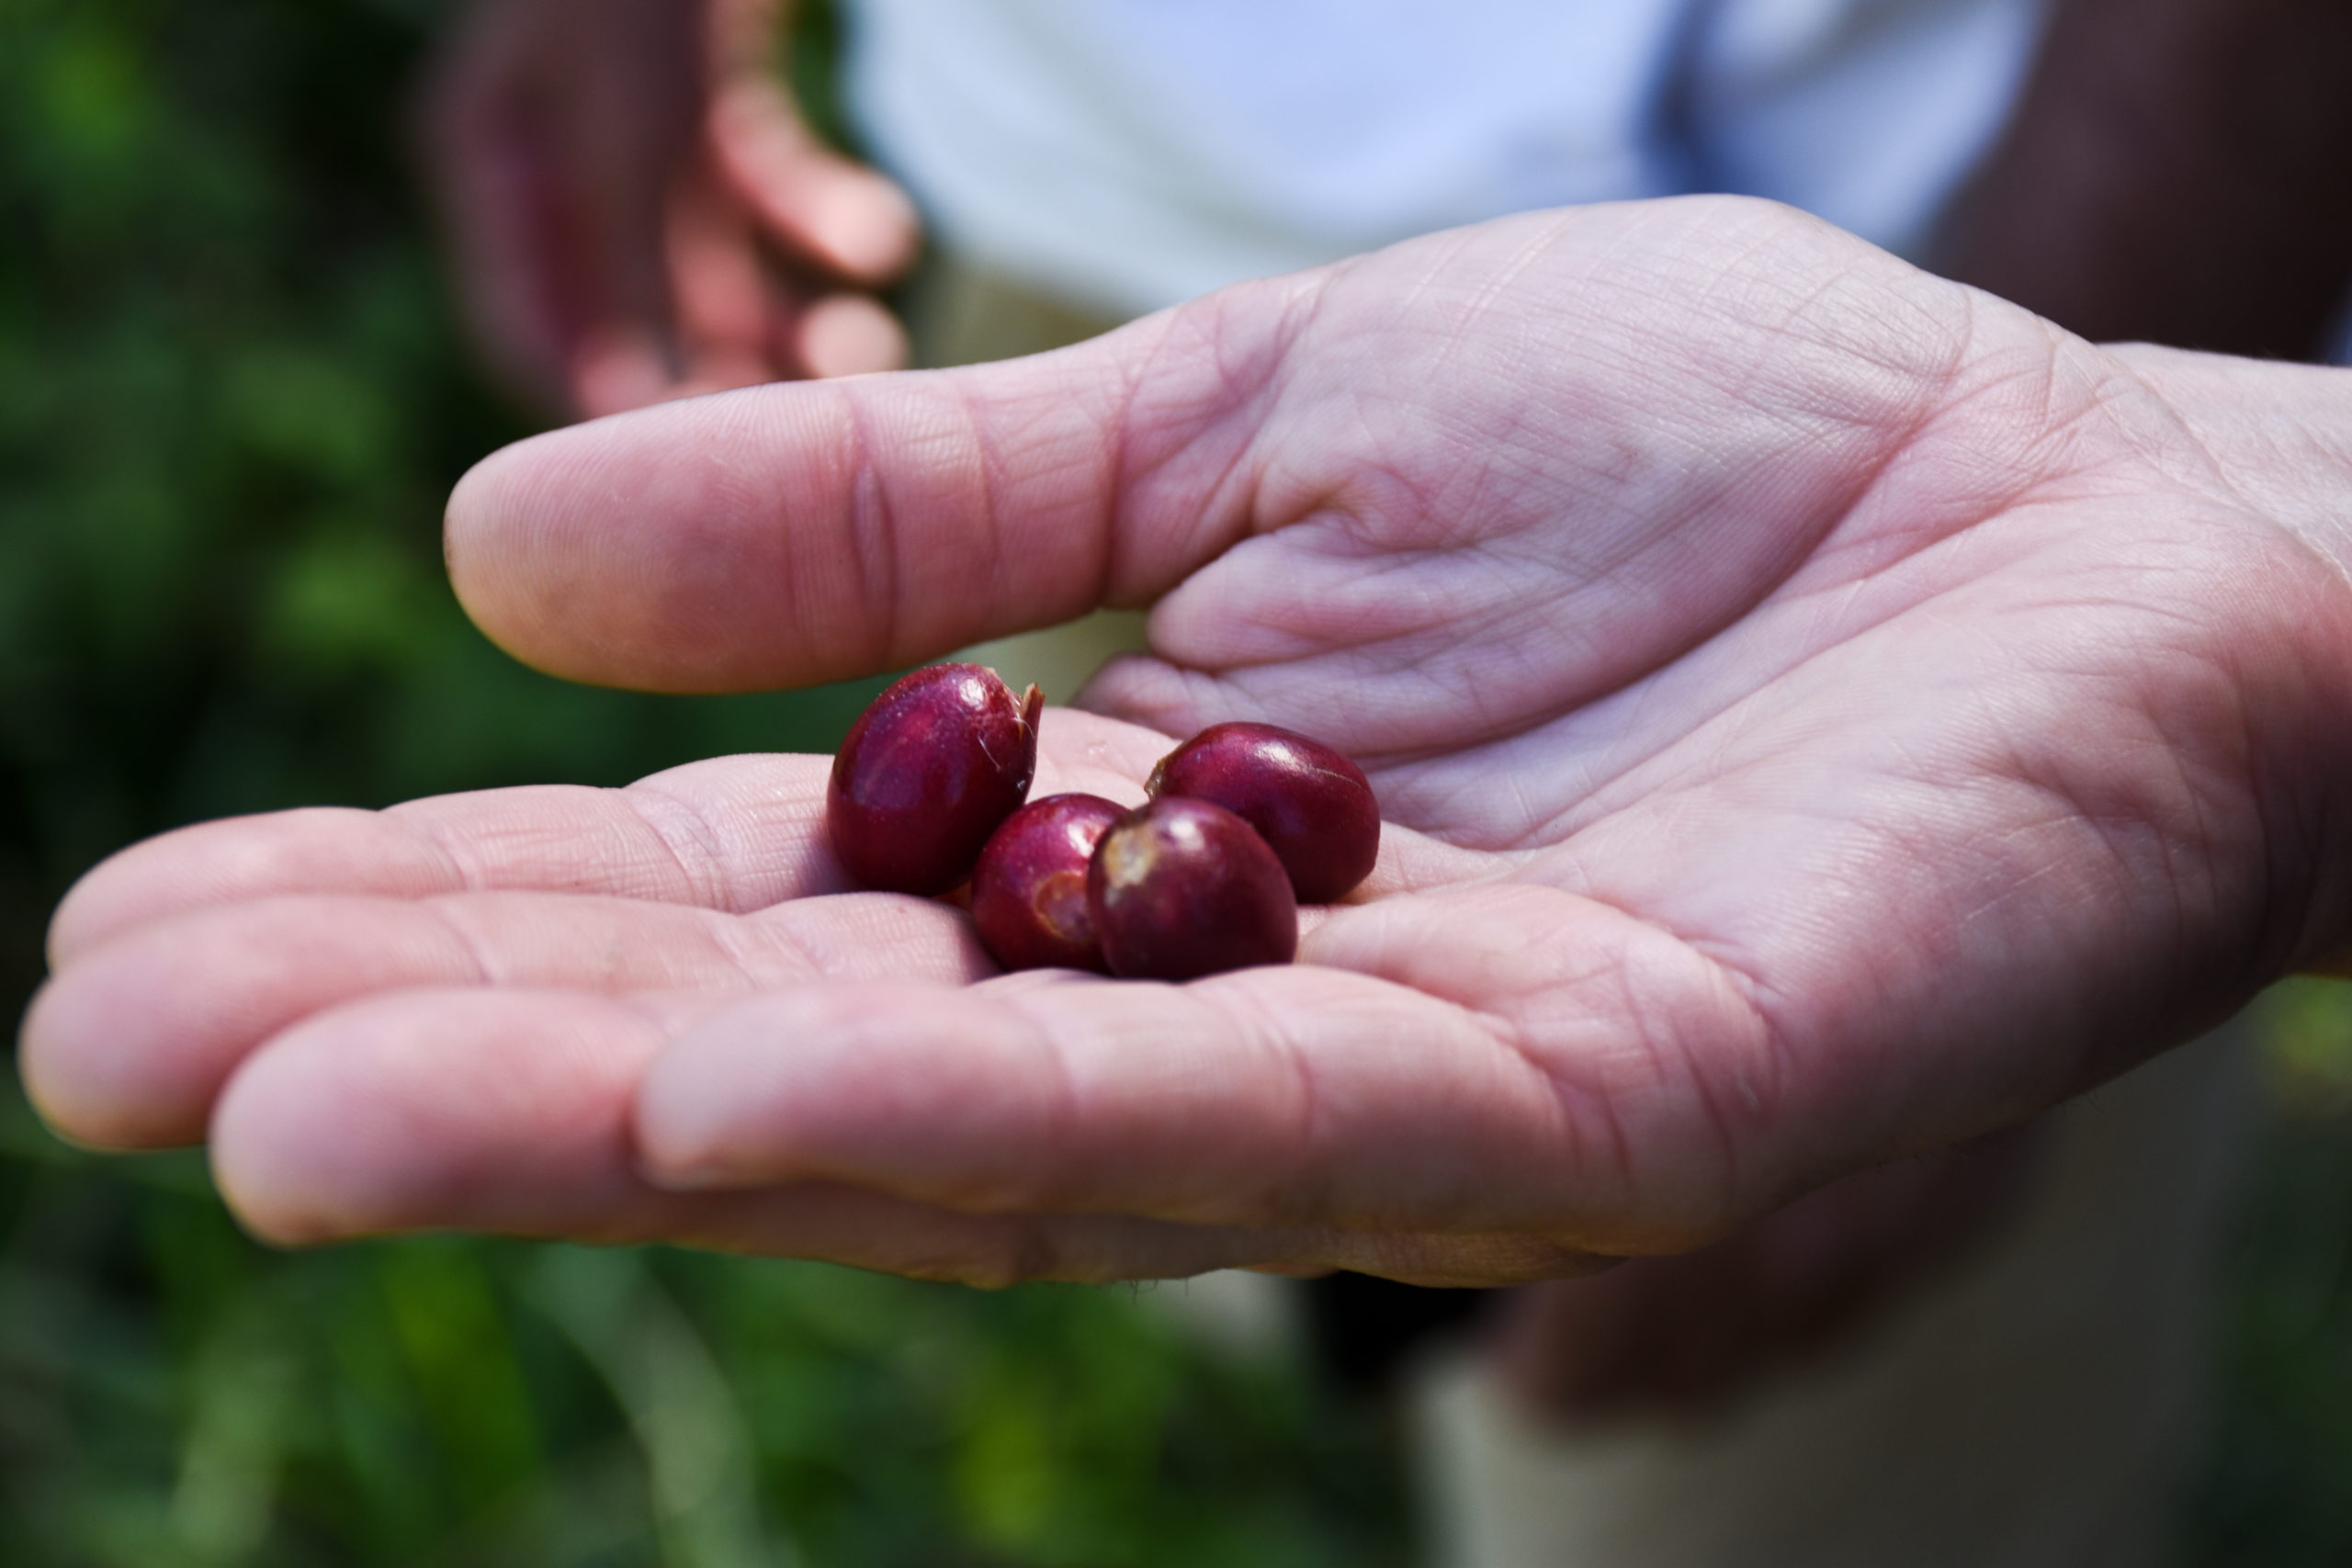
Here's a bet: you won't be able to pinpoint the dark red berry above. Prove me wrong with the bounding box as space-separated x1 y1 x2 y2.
970 794 1125 972
1087 797 1297 980
1148 722 1378 902
828 663 1043 895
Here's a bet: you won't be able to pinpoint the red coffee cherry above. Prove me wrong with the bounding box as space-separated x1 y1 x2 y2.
1087 796 1298 980
828 663 1042 895
970 793 1125 972
1148 721 1378 902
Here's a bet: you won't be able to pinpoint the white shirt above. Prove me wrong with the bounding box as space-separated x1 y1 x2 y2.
844 0 2053 318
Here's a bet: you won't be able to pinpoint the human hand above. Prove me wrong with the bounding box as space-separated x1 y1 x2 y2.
26 197 2352 1288
423 0 916 419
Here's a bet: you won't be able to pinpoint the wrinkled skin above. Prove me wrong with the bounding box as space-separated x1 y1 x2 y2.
24 199 2352 1301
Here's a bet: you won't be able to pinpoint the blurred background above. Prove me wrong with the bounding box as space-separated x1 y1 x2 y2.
5 1 2352 1562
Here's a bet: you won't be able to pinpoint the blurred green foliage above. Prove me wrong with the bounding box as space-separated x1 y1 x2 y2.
9 0 2352 1563
0 0 1408 1562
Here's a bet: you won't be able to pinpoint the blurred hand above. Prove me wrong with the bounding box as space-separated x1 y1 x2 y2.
1937 0 2352 361
423 0 917 419
25 198 2352 1293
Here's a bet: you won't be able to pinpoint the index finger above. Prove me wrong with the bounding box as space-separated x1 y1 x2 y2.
49 709 1168 964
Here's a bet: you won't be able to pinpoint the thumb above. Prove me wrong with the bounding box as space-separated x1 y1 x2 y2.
443 293 1294 692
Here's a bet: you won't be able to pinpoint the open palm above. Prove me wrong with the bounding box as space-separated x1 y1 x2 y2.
27 197 2352 1287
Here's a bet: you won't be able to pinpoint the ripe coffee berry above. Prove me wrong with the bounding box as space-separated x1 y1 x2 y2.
969 794 1125 972
1087 796 1297 980
827 663 1041 896
1148 722 1378 902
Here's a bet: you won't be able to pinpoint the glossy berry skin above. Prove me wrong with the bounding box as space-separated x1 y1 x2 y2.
1148 722 1379 903
1088 797 1297 980
827 663 1043 896
970 794 1125 972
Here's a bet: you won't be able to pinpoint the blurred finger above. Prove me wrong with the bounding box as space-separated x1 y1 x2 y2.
709 79 920 283
665 163 787 397
571 322 683 420
24 887 986 1151
418 15 582 406
795 293 908 379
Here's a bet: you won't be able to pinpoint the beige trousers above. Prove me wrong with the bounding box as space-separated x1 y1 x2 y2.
906 259 2256 1568
1414 1022 2253 1568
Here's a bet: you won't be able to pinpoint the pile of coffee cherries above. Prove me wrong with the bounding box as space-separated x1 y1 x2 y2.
826 663 1380 979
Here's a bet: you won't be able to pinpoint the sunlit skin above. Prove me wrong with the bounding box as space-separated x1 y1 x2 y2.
23 199 2352 1302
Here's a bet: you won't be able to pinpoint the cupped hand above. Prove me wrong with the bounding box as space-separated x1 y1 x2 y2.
26 197 2352 1289
423 0 916 419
